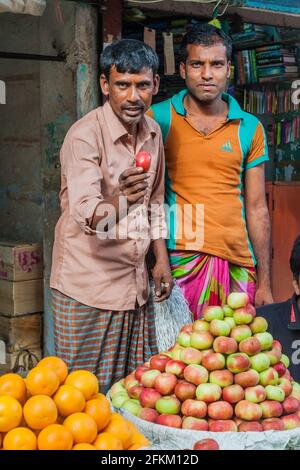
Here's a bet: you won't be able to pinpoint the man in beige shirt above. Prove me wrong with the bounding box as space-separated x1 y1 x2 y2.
50 39 173 392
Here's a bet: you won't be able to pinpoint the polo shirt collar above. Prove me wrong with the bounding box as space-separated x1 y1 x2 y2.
102 100 156 144
171 89 188 116
225 93 245 120
171 88 245 120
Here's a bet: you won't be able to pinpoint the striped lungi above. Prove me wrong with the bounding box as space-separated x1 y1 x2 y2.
169 251 257 321
52 289 158 393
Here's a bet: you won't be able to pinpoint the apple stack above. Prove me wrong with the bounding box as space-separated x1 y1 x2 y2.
109 292 300 433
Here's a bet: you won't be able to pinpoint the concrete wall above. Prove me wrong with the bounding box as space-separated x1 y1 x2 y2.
40 3 98 355
0 13 42 242
0 1 98 355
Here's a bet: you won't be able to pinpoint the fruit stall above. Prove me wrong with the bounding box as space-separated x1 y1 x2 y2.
0 356 149 450
109 293 300 451
1 292 300 451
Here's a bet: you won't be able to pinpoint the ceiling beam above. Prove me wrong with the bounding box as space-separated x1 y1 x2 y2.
126 1 300 28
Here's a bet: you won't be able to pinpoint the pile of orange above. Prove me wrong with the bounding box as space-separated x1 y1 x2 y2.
0 356 150 450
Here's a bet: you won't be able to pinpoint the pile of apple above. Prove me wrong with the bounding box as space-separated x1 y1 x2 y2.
110 292 300 433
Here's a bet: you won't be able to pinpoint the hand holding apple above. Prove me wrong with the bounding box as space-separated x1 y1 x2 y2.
119 166 149 204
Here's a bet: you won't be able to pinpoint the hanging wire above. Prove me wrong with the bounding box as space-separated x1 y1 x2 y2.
213 0 230 17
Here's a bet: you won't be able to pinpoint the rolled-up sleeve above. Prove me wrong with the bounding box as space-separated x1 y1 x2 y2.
149 134 167 240
245 121 269 170
62 136 104 234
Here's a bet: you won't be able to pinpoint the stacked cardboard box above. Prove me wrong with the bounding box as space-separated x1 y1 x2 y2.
0 241 43 372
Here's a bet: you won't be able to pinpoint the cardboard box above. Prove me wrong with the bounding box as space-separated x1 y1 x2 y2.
0 312 42 353
0 240 43 281
0 278 43 316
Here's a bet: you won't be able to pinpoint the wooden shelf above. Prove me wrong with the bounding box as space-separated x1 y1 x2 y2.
235 79 299 88
233 37 299 51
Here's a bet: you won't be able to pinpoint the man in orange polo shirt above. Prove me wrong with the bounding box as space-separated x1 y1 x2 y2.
149 23 273 319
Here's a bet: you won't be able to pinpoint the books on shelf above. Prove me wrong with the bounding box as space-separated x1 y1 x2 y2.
262 117 300 147
257 56 296 65
235 44 298 84
258 65 298 77
233 24 299 84
259 73 299 83
275 117 300 146
243 89 299 115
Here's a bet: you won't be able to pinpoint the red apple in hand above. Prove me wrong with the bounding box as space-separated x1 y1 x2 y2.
193 439 219 450
135 151 151 172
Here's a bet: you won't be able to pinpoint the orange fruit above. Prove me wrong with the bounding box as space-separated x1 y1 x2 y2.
3 427 37 450
84 396 111 432
126 420 139 434
129 431 150 449
0 373 26 404
72 443 96 450
90 392 107 400
23 395 57 430
125 419 150 448
25 366 59 397
103 413 132 449
126 421 144 448
37 357 68 384
128 443 144 450
63 412 97 444
0 396 23 432
53 385 85 417
38 424 73 450
93 432 123 450
65 371 98 400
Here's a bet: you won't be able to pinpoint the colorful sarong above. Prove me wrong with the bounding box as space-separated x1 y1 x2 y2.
169 251 256 320
52 289 158 393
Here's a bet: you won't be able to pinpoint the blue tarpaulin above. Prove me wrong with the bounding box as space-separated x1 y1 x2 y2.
244 0 300 15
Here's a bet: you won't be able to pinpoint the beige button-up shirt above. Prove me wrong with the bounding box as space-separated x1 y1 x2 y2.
50 101 166 310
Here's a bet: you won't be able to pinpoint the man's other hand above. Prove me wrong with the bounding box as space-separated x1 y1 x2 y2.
255 285 274 307
152 263 174 302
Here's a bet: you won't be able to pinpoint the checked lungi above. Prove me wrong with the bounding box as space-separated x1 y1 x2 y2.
169 251 257 321
52 289 158 393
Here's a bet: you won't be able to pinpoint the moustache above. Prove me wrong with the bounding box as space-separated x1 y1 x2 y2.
122 104 145 110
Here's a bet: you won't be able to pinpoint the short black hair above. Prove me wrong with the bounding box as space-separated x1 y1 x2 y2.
100 39 159 80
178 23 232 64
290 235 300 279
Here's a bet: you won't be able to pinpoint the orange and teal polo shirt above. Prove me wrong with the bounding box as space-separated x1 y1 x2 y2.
149 89 268 267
